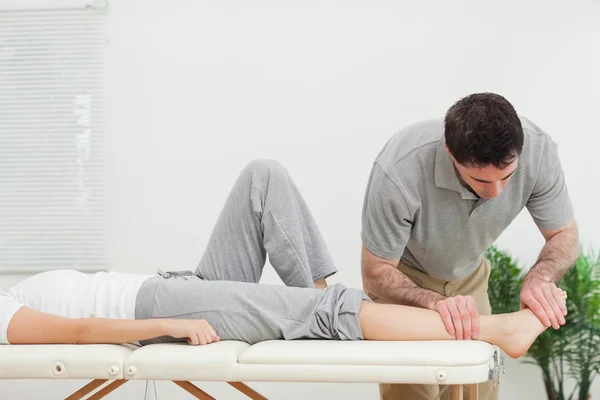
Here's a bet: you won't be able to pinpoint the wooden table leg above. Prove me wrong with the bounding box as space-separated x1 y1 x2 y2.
173 381 216 400
65 379 108 400
452 384 464 400
469 383 479 400
228 382 268 400
87 380 128 400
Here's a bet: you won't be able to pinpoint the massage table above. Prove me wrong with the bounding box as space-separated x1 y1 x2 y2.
0 340 505 399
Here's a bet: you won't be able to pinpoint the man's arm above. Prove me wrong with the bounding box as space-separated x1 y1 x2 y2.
528 219 579 283
360 164 441 308
360 162 480 340
520 129 578 329
520 219 579 330
361 244 443 309
361 244 481 340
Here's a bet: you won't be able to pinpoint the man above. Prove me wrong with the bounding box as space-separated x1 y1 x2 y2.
360 92 579 400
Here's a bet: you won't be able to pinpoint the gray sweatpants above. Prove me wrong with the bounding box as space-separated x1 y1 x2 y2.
134 159 370 345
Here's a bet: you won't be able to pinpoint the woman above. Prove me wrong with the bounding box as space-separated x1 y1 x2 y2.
1 160 565 359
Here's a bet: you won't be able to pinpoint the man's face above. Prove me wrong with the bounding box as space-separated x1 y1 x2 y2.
447 147 518 199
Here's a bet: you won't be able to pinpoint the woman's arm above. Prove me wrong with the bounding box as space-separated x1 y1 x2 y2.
7 306 219 345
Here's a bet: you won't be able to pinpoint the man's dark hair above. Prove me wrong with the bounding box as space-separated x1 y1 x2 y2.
444 92 524 169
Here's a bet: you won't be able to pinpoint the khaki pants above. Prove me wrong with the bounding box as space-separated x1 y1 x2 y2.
367 258 499 400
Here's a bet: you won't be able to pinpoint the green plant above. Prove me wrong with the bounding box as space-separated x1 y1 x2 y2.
485 245 600 400
523 307 573 400
486 245 523 314
559 250 600 400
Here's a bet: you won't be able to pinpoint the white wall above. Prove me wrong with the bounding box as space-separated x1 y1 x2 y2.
1 0 600 398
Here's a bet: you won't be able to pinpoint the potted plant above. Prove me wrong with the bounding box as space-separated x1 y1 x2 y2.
559 250 600 400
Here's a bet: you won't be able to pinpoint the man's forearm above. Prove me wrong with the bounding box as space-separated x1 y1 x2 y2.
365 263 444 309
527 224 579 283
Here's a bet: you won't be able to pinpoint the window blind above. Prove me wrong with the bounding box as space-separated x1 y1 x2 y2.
0 2 107 272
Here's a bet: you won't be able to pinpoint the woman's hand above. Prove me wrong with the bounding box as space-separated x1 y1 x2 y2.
162 319 220 345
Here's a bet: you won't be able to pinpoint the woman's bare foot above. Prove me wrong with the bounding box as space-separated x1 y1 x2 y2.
494 289 567 358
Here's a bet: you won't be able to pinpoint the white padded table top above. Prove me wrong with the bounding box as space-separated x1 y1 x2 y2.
239 340 495 366
0 340 498 386
233 340 496 384
124 341 251 381
123 340 497 385
0 344 134 379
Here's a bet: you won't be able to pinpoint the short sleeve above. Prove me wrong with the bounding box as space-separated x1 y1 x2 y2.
0 293 24 345
361 163 413 260
526 139 574 230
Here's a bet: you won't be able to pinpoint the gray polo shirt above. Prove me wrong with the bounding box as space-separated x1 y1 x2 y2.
361 117 574 281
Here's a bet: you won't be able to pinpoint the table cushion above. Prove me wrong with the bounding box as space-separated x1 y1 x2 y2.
232 340 496 384
124 341 251 381
239 340 495 366
0 344 133 379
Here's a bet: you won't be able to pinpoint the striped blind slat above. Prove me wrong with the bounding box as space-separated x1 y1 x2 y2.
0 3 107 272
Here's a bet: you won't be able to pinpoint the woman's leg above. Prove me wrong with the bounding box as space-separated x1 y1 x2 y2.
358 289 567 358
137 268 565 357
135 275 369 345
195 159 336 288
137 270 564 357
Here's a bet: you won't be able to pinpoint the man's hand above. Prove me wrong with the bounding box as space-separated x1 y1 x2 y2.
433 295 480 340
520 276 567 330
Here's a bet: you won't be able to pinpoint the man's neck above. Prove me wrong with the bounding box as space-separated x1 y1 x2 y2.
453 166 480 198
